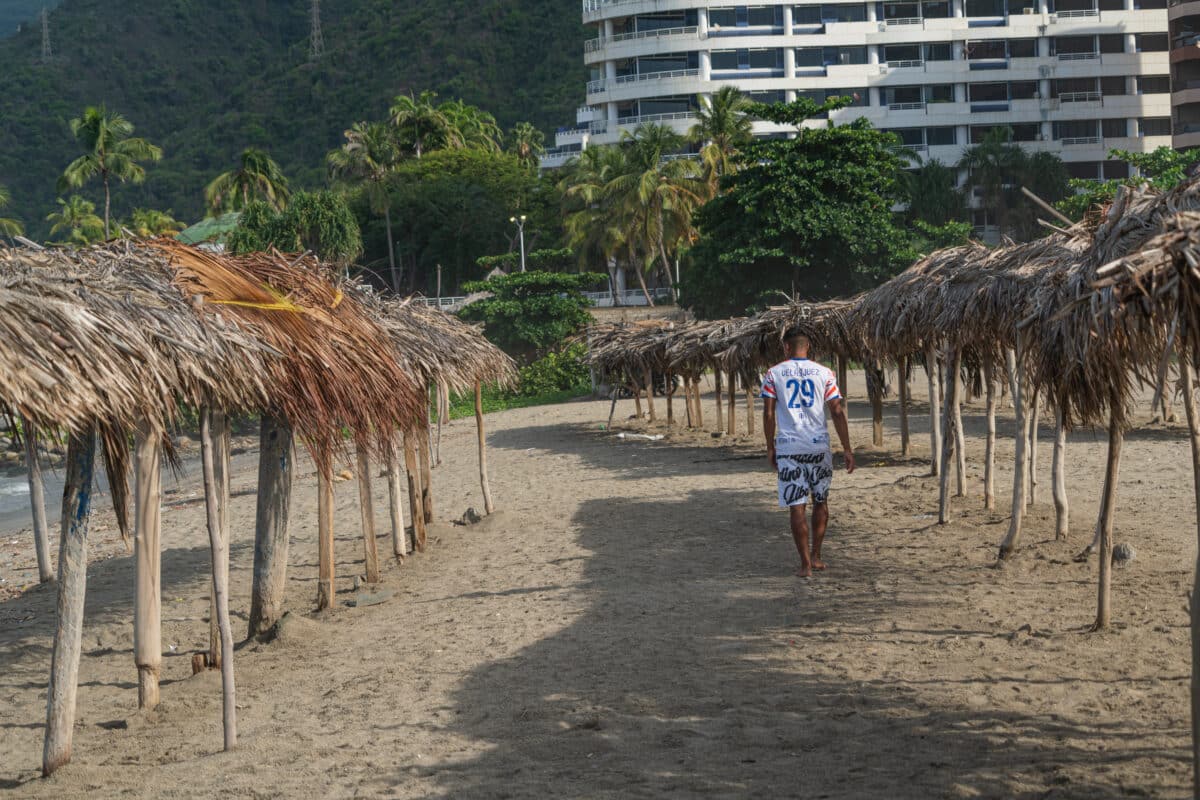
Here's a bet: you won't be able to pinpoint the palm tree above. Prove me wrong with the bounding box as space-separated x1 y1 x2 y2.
689 86 754 187
608 125 708 303
0 185 24 238
60 105 163 239
508 122 546 167
440 100 504 153
328 121 403 290
205 148 291 215
128 208 186 237
46 195 105 245
902 160 965 227
957 127 1025 238
560 146 631 300
389 91 458 159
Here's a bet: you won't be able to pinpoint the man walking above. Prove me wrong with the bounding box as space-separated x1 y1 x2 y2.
761 328 855 577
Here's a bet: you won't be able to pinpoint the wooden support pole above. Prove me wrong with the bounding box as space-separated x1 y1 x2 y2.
248 415 293 638
1027 386 1041 506
386 437 408 558
953 365 966 498
745 377 755 436
316 457 336 610
208 412 231 670
983 360 997 511
714 370 724 433
666 372 676 427
134 419 162 710
926 344 942 476
999 344 1029 560
869 362 884 448
356 444 380 584
836 355 849 406
726 370 737 435
1052 403 1069 540
418 424 434 524
633 380 643 419
643 367 657 423
1177 350 1200 795
694 378 704 428
897 357 910 457
403 433 427 552
200 410 237 750
475 382 495 515
938 347 960 524
42 425 96 777
23 417 52 583
1093 405 1124 631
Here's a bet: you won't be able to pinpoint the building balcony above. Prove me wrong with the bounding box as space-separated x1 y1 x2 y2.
1174 128 1200 148
583 26 702 65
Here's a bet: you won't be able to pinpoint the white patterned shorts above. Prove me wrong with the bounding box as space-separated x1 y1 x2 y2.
776 452 833 507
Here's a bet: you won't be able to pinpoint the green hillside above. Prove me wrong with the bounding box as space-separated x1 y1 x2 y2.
0 0 583 238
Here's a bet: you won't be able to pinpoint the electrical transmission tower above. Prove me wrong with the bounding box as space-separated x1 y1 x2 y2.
40 7 51 63
309 0 324 60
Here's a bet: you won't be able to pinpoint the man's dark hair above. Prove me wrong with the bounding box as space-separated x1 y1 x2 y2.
783 326 811 349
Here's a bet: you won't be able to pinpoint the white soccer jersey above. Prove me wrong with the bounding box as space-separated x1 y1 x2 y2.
760 358 842 456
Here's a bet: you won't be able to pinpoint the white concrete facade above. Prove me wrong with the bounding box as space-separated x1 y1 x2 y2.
545 0 1173 205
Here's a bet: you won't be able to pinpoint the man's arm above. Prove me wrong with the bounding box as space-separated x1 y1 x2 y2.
763 396 777 470
827 397 856 473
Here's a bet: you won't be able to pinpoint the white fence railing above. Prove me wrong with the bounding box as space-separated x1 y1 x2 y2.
586 26 700 52
423 288 676 311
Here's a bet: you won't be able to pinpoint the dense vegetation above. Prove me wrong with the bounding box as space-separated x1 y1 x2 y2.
0 2 60 39
0 0 582 237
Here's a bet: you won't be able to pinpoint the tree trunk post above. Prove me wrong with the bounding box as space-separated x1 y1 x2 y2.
200 410 237 750
475 382 496 515
643 368 657 422
999 345 1029 560
836 355 849 408
208 412 231 669
897 357 911 457
926 343 942 477
1176 348 1200 795
938 347 960 524
714 370 724 433
316 456 336 610
745 377 755 436
418 424 434 524
1093 406 1124 631
134 418 162 710
726 370 737 436
23 417 52 583
953 364 966 498
1052 403 1069 540
356 444 380 584
42 425 97 777
666 372 675 427
403 433 427 552
248 415 293 638
1028 386 1041 506
869 362 884 448
386 436 408 559
694 378 704 428
983 360 997 511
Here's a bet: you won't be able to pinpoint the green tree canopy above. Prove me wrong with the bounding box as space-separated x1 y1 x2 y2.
328 121 403 289
60 105 162 238
507 122 547 167
0 185 23 238
459 270 606 360
127 208 186 237
902 159 964 227
682 98 913 318
205 147 291 215
1056 147 1194 220
46 195 104 245
476 247 573 274
956 127 1069 240
229 190 362 266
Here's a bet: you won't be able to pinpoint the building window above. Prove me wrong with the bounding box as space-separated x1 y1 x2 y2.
1054 35 1098 55
1099 34 1126 53
709 8 738 27
748 48 782 69
925 42 954 60
794 5 823 24
924 0 953 15
748 90 786 104
926 126 957 145
1102 118 1128 138
926 84 955 102
826 45 868 64
1010 81 1039 99
969 82 1010 102
1054 119 1100 139
1139 117 1171 136
795 47 823 67
828 88 868 105
965 0 1005 15
1136 33 1168 52
712 50 741 70
1067 161 1102 180
822 3 867 21
1008 38 1037 57
747 5 781 26
1011 123 1041 141
1137 76 1170 94
1099 76 1126 96
967 40 1008 59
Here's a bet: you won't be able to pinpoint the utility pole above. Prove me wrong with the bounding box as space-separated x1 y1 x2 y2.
509 214 527 272
40 8 51 63
309 0 325 61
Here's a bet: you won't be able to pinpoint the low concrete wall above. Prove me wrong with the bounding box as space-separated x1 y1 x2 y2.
589 305 692 325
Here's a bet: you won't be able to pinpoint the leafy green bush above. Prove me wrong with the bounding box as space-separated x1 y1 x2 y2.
516 342 590 397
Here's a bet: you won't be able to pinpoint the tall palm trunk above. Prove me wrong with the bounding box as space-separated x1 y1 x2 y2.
656 204 676 292
102 173 111 239
384 205 398 292
242 184 249 210
628 243 654 306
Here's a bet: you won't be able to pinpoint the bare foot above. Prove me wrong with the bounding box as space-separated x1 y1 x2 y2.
812 558 827 571
795 565 812 578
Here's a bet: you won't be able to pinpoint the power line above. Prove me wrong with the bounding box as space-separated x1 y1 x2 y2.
309 0 324 60
40 7 51 63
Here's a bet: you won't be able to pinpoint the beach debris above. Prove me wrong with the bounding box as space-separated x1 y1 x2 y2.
616 433 663 442
1112 543 1136 566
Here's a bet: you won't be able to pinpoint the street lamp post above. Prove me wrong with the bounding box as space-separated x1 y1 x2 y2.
509 214 527 272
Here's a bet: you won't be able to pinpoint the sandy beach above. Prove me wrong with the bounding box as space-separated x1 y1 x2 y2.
0 370 1193 799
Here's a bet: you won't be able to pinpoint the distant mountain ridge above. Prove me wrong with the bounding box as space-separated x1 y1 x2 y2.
0 0 584 238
